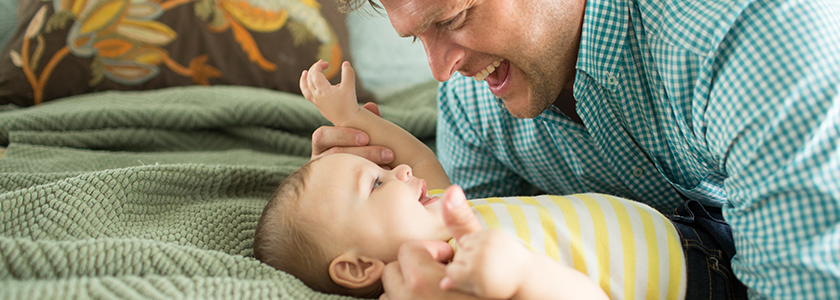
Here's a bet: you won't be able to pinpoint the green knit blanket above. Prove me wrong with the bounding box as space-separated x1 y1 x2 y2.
0 82 438 299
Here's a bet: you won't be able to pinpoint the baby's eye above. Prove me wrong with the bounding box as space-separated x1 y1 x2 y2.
372 179 382 190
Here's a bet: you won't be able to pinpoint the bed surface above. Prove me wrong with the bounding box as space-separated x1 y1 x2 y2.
0 81 438 298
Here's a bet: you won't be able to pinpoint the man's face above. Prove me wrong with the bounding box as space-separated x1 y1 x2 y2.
382 0 585 118
300 154 451 262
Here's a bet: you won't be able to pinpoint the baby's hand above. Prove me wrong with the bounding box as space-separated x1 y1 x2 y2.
299 60 360 126
440 230 532 299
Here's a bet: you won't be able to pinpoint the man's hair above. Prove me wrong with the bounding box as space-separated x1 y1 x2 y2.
253 159 383 298
336 0 381 13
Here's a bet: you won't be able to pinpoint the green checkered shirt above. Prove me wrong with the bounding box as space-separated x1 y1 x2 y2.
436 0 840 298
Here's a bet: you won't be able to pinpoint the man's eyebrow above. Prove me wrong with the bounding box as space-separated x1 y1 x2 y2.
397 9 444 38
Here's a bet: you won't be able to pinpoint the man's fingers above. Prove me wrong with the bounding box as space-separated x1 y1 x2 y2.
398 240 454 266
380 260 403 298
390 241 450 294
362 102 382 117
414 240 456 263
442 185 484 241
361 102 382 117
310 126 395 163
313 145 395 165
311 126 368 151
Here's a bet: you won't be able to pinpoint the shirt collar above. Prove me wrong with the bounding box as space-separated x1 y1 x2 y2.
575 0 629 89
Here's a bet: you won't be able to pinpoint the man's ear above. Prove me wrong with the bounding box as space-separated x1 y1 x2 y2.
328 252 385 289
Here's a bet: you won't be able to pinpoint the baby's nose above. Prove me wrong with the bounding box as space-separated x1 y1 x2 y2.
393 164 412 181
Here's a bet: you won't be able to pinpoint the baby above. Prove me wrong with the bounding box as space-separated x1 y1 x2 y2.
253 61 746 300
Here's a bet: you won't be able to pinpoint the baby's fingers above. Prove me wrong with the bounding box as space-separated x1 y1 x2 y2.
300 70 313 100
340 61 356 92
308 60 333 91
440 258 477 295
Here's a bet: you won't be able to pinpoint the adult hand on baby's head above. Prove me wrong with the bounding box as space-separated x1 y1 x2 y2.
309 102 395 166
299 60 361 126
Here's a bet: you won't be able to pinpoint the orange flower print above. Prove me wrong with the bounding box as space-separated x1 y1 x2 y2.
11 0 221 104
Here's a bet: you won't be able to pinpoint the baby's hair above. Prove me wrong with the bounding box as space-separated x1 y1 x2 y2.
253 158 382 298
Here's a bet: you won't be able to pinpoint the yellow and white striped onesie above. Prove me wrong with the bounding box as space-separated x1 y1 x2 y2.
434 191 687 300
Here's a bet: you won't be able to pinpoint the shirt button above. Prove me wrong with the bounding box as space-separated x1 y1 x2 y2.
607 74 617 85
632 167 644 178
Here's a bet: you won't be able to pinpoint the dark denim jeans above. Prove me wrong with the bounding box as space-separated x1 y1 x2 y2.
668 200 748 300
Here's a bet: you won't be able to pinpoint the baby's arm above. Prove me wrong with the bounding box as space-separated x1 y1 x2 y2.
439 187 608 300
442 230 607 299
300 61 451 189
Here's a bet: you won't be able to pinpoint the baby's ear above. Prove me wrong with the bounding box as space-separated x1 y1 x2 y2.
328 252 385 289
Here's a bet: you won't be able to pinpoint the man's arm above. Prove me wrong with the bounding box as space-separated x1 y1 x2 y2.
301 61 450 189
706 1 840 298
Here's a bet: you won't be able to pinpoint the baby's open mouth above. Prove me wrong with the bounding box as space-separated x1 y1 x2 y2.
419 190 432 204
419 194 439 206
417 179 438 206
418 183 437 206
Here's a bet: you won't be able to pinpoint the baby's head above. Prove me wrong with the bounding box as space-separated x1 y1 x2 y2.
254 153 451 297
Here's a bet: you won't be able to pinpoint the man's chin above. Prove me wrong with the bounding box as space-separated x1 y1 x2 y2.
500 96 545 119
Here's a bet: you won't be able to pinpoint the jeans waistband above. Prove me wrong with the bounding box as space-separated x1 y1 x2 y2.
668 200 748 300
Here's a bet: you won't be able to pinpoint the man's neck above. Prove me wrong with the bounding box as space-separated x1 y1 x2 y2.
553 88 583 125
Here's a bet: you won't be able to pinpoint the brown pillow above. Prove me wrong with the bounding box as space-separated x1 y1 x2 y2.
0 0 374 106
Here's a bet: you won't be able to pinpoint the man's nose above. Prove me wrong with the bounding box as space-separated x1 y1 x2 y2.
422 35 464 82
392 164 413 181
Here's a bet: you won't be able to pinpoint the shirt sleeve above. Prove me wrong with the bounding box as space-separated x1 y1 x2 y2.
705 0 840 298
436 77 534 198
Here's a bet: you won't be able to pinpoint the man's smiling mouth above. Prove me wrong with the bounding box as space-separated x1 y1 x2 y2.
469 59 511 96
472 59 504 82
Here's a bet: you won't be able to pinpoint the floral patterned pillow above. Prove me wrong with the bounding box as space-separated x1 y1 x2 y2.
0 0 374 106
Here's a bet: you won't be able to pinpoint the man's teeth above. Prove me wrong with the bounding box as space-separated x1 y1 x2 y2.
473 59 504 82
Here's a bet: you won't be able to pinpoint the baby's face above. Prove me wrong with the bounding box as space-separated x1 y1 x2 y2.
300 154 451 262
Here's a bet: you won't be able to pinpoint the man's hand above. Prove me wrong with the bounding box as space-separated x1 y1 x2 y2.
380 240 479 300
309 102 395 165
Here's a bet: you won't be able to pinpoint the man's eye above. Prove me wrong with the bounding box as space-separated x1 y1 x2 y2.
372 179 382 190
439 11 466 31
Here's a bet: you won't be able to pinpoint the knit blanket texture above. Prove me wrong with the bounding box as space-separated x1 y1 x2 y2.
0 82 438 299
